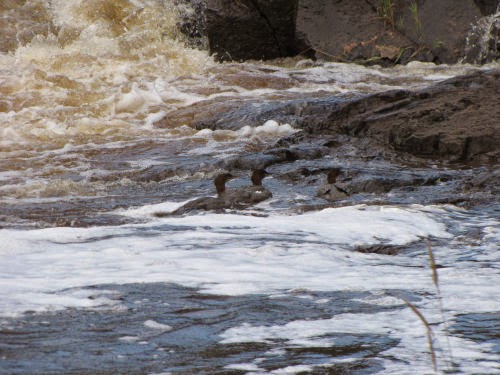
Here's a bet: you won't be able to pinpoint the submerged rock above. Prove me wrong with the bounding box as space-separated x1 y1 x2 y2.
316 169 349 201
354 244 406 256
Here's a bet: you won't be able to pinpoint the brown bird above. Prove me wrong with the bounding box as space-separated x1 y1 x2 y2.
154 172 235 217
317 168 349 201
223 169 272 209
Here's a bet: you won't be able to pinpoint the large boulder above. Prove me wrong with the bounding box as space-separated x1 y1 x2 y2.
297 0 487 64
201 0 498 64
463 7 500 64
205 0 305 61
296 0 415 63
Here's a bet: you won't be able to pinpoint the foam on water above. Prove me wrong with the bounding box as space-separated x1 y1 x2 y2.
220 309 500 374
0 0 210 150
0 202 500 373
1 204 495 316
0 202 498 372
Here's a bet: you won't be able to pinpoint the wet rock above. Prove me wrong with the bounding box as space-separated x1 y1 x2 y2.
383 70 500 162
0 201 139 229
339 176 428 195
284 69 500 163
157 69 499 165
155 97 269 130
218 144 329 172
464 168 500 194
173 0 208 50
201 0 497 64
463 8 500 64
219 153 281 171
307 167 446 197
154 92 340 131
354 244 405 256
205 0 302 61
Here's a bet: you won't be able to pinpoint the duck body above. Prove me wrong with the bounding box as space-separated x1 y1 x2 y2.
223 169 272 209
154 170 272 217
154 172 234 217
170 195 228 215
317 168 349 201
317 184 348 201
224 185 272 209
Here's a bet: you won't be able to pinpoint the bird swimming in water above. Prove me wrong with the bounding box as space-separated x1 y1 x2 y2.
317 168 349 201
223 169 272 209
154 172 235 217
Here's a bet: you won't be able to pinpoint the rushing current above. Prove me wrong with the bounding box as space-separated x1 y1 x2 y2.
1 1 499 374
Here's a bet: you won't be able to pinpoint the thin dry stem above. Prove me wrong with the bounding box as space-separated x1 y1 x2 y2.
426 239 439 289
426 239 455 368
402 297 438 374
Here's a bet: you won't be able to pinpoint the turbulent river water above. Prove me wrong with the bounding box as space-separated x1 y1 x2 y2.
1 1 499 374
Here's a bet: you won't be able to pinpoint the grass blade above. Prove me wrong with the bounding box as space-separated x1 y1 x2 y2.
402 297 438 374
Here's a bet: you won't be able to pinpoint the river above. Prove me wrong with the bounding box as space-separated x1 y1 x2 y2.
1 1 499 374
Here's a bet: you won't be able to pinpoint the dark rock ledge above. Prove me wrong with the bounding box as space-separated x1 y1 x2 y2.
157 69 499 164
293 69 500 164
205 0 305 61
179 0 499 65
155 69 499 207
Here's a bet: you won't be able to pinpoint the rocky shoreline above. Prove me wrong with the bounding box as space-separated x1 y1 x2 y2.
189 0 500 65
155 67 499 209
158 1 500 210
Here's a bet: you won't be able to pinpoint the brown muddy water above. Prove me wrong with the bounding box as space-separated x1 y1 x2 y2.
0 1 499 374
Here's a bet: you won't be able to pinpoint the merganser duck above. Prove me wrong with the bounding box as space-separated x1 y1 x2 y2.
154 172 235 216
317 168 349 201
224 169 272 209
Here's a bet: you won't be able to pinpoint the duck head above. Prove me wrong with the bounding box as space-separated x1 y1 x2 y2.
214 172 235 195
327 168 342 184
251 169 270 186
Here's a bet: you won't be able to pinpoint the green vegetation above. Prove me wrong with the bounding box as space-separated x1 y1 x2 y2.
409 0 423 41
394 47 409 64
396 15 405 30
378 0 395 28
432 39 445 50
